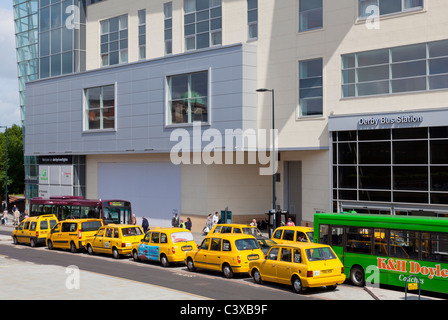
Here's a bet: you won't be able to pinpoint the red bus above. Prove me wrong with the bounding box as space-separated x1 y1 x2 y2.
30 196 133 225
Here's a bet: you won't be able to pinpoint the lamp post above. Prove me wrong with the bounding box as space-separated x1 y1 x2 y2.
0 126 7 211
256 88 276 213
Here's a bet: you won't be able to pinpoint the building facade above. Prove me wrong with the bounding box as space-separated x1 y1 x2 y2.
16 0 448 229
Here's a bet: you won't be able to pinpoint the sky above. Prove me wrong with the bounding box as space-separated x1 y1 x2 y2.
0 1 22 128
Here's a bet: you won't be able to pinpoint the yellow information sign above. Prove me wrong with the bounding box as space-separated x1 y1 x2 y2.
408 282 419 290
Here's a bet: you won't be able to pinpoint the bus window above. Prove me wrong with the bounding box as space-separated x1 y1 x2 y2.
319 224 329 244
373 228 387 256
346 227 372 254
331 226 344 246
422 232 448 263
390 230 418 259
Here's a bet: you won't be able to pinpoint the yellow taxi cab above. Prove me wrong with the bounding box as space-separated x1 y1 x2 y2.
85 224 145 259
185 233 264 278
249 242 346 294
208 223 262 236
132 227 197 267
47 219 104 253
12 214 58 247
271 226 314 244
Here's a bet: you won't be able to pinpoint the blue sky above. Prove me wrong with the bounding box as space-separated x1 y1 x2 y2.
0 1 22 128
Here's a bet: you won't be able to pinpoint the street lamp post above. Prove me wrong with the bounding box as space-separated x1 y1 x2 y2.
256 88 276 213
0 126 7 211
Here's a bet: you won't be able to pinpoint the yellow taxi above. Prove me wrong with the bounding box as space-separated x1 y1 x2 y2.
208 223 262 236
185 233 264 278
85 224 145 259
271 226 314 244
132 227 197 267
249 242 346 294
47 219 104 253
12 214 58 247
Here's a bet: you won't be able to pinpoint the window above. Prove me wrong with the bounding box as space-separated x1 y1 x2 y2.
282 230 294 241
346 227 372 254
138 9 146 60
359 0 423 18
299 58 323 117
390 230 419 259
151 232 160 243
299 0 323 32
247 0 258 40
422 232 448 263
84 84 115 131
164 2 172 55
199 238 210 249
222 239 231 251
100 15 128 66
280 248 292 262
210 238 221 250
342 40 448 98
267 247 279 260
184 0 222 51
167 71 208 125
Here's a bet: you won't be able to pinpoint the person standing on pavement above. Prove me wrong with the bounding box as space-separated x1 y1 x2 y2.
13 207 20 226
212 211 219 226
2 209 8 225
185 217 192 231
172 213 179 227
141 216 149 233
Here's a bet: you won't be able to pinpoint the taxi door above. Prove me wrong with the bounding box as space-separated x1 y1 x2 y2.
147 232 161 261
91 228 105 252
260 247 279 282
138 232 152 260
51 222 64 248
207 238 222 271
16 221 27 243
194 238 210 268
276 248 293 285
102 227 114 253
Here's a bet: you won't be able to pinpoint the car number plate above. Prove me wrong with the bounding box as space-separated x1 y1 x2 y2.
126 243 131 247
314 270 320 276
247 254 259 261
182 245 193 251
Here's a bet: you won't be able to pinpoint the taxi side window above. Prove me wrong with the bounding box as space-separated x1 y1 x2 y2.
52 223 61 234
40 220 48 230
161 233 168 243
143 232 151 242
23 221 30 230
105 228 113 237
233 228 242 233
280 248 291 262
30 222 37 231
273 230 282 240
267 247 279 260
151 232 160 243
114 229 119 238
293 249 302 263
283 230 294 241
96 229 104 237
210 238 221 251
61 223 74 233
222 240 231 251
18 222 24 230
199 238 210 250
221 226 232 233
296 232 307 242
213 226 222 233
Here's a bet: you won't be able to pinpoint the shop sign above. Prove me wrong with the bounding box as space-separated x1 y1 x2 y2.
358 115 423 127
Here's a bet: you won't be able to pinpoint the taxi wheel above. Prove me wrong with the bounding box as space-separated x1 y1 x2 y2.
47 240 54 250
252 269 263 284
160 255 170 267
87 244 94 255
30 238 36 248
350 266 365 287
132 250 140 262
112 248 120 259
13 236 18 245
70 242 78 253
222 264 234 279
187 258 196 272
292 276 305 294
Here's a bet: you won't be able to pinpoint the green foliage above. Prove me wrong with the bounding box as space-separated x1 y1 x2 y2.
0 125 24 200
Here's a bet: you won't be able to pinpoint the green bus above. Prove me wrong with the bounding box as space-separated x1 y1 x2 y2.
314 213 448 295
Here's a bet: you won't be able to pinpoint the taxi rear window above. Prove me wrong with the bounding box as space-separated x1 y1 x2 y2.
170 232 194 243
81 221 103 232
122 227 143 236
306 247 337 261
235 238 259 251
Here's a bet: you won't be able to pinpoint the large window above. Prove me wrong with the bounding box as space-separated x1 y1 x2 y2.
164 2 173 55
359 0 423 18
100 15 128 66
342 39 448 98
168 71 208 125
84 85 115 131
247 0 258 40
138 9 146 60
333 126 448 206
299 58 323 117
184 0 222 51
299 0 323 32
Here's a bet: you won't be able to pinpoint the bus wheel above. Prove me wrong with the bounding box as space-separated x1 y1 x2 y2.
350 266 365 287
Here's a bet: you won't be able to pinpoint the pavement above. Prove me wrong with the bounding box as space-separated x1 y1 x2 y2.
0 219 444 301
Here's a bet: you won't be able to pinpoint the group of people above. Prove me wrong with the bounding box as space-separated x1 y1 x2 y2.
171 213 192 231
205 211 221 233
2 205 24 226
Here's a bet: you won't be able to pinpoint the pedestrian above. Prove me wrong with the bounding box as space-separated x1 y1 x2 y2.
250 219 257 227
13 207 20 226
131 214 137 225
286 218 295 226
179 219 186 228
185 217 192 231
2 209 8 225
142 216 149 233
212 211 219 226
172 213 179 227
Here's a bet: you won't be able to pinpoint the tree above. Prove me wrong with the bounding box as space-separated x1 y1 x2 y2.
0 125 24 204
